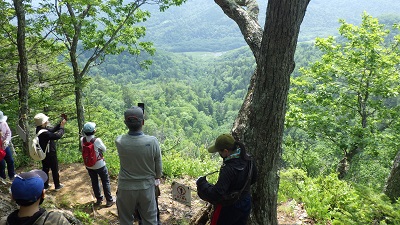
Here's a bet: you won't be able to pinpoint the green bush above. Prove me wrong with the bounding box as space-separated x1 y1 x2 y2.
162 148 220 182
279 169 400 224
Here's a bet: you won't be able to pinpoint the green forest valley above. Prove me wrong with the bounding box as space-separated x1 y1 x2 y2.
1 0 400 224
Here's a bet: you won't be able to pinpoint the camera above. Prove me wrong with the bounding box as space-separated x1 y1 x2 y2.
138 103 144 113
61 113 67 120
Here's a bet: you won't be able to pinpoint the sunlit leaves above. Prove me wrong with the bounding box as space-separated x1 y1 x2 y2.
287 13 400 184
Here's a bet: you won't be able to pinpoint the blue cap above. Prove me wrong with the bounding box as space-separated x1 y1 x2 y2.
11 170 47 203
83 122 96 133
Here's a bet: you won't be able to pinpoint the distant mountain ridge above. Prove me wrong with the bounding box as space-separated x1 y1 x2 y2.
142 0 400 52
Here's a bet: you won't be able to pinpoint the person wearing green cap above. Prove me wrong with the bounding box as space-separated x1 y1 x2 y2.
196 134 257 225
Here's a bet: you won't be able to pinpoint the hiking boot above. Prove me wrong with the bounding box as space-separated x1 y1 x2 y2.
94 198 103 206
105 200 115 207
55 184 64 191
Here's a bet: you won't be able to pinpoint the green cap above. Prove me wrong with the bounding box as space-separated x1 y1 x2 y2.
208 134 235 153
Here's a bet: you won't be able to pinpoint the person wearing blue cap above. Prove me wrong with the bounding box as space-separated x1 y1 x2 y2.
115 106 162 225
0 169 70 225
80 122 114 207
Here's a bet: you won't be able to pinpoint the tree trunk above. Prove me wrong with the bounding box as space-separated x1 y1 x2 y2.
13 0 30 153
189 1 311 225
246 1 310 223
70 36 85 136
384 151 400 202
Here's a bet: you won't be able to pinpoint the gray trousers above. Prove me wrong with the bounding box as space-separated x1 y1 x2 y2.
117 185 157 225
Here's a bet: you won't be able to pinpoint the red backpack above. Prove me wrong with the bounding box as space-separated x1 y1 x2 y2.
82 137 102 167
0 136 5 161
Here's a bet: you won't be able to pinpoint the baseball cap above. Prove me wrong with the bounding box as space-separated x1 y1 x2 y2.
124 106 144 124
11 170 48 204
34 113 49 126
207 134 235 153
83 122 96 133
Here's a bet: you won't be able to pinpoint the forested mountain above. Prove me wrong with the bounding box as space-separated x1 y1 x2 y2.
141 0 400 52
2 1 400 224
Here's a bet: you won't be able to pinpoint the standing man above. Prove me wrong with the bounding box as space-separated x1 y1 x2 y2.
34 113 66 191
115 106 162 225
0 111 15 182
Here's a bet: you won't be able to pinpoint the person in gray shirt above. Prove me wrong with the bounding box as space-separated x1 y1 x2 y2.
115 106 162 225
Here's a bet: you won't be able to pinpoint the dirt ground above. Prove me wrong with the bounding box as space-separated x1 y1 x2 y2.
18 163 310 225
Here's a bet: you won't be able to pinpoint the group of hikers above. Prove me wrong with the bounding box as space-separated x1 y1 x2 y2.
0 107 257 225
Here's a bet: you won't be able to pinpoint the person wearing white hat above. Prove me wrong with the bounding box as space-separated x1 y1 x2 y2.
0 110 15 182
34 113 67 191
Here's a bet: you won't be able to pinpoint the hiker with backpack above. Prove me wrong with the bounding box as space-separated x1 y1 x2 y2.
0 110 15 183
0 169 70 225
196 134 258 225
80 122 115 207
34 113 66 191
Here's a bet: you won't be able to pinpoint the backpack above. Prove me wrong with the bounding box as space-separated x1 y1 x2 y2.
0 138 5 161
0 144 6 161
82 137 102 167
29 129 49 161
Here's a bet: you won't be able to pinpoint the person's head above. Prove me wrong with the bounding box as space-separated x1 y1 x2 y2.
124 106 144 132
34 113 49 128
83 122 96 136
11 170 48 207
207 134 250 160
0 111 7 123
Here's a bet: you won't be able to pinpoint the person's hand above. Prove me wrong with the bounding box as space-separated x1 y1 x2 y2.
60 119 67 127
196 176 206 186
3 140 9 148
155 178 160 186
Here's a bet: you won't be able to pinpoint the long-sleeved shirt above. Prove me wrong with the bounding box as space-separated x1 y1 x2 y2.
115 132 162 191
0 121 11 145
80 135 107 169
36 124 64 153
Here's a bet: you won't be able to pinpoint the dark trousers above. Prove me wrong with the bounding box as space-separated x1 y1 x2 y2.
87 166 113 202
212 195 252 225
0 146 15 180
42 151 61 188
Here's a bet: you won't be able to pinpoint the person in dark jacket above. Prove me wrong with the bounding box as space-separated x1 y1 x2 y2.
196 134 257 225
34 113 66 191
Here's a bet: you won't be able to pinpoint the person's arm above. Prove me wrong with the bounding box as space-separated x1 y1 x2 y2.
153 138 162 179
95 138 107 154
196 164 236 204
3 122 12 146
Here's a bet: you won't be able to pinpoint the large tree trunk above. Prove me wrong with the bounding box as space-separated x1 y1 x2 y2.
14 0 30 153
192 1 310 224
246 1 309 224
384 151 400 202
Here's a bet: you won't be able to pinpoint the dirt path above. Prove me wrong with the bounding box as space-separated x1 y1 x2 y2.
44 163 203 224
42 163 308 225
